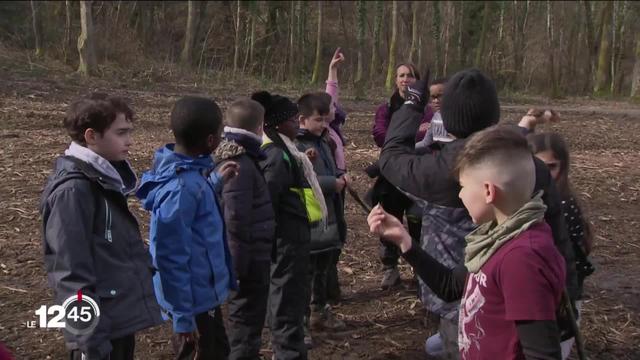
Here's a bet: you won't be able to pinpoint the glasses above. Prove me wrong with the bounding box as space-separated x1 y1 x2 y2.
430 94 442 100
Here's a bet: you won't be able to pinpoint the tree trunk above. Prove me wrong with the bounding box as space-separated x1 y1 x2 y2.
30 0 43 57
611 1 628 94
512 0 529 89
233 1 241 73
180 1 197 66
474 1 491 68
288 1 295 77
310 1 322 84
384 0 397 91
369 1 383 83
594 1 613 94
582 1 597 92
64 1 72 63
546 1 560 97
408 1 418 63
355 0 366 84
432 2 442 78
77 1 97 76
631 38 640 98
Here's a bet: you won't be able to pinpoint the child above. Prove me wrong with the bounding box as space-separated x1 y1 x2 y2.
415 77 454 152
252 91 325 359
377 69 578 358
528 132 595 359
214 98 277 360
41 95 162 360
324 48 347 303
296 93 348 341
136 96 237 358
369 125 567 359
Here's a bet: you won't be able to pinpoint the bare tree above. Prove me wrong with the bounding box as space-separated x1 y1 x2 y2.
310 1 322 84
594 1 613 94
30 0 43 57
355 0 366 85
369 1 383 83
408 1 418 63
77 1 97 76
233 1 241 73
180 1 197 66
632 38 640 98
384 0 397 91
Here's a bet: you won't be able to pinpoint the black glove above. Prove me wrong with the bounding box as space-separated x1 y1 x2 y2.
404 79 429 111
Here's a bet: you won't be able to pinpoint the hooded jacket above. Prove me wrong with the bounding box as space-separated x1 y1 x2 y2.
40 142 162 358
214 133 276 279
136 144 235 334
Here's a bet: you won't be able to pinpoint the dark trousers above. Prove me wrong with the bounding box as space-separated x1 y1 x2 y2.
227 260 270 360
70 334 135 360
269 238 309 360
326 248 341 302
305 251 334 316
173 308 230 360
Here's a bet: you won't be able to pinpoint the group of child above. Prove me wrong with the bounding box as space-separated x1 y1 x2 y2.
38 46 595 360
40 50 349 360
368 66 594 359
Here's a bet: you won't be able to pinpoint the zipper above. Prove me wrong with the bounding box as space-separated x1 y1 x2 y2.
104 199 113 243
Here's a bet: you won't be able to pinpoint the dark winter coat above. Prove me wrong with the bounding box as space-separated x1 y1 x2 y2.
295 129 347 254
214 138 276 279
259 140 311 259
41 149 162 358
379 105 579 311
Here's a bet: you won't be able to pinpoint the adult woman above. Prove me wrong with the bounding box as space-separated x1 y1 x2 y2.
370 63 433 289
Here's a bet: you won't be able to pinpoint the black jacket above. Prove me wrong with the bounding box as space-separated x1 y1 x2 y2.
295 130 347 253
379 105 578 300
215 139 276 278
40 155 162 358
259 142 311 259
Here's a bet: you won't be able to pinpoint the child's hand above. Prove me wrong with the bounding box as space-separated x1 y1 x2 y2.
329 47 345 69
367 205 413 252
335 177 347 193
305 148 317 162
340 173 350 187
178 331 199 343
217 161 239 183
519 108 560 130
418 122 430 134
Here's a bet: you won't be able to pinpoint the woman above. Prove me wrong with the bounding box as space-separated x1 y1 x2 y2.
370 63 433 290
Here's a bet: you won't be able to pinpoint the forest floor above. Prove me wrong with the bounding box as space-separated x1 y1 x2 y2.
0 65 639 359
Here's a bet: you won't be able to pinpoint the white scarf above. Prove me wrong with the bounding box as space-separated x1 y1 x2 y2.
264 133 328 226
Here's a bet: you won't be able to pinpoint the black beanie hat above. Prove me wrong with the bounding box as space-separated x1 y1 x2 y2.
441 68 500 139
251 91 298 128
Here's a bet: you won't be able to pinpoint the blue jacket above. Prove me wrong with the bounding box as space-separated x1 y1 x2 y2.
136 144 235 333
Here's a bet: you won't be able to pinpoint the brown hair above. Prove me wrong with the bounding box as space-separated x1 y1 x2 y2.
454 125 531 179
297 92 331 117
224 98 265 131
527 132 570 195
395 62 420 80
87 92 135 121
63 98 117 145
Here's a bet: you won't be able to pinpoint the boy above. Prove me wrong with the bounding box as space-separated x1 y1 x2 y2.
136 96 237 359
378 68 577 358
41 95 162 360
415 77 453 152
214 99 276 360
295 93 347 342
369 126 566 359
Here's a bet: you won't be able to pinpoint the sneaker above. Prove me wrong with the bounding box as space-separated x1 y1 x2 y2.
425 332 443 357
380 267 401 289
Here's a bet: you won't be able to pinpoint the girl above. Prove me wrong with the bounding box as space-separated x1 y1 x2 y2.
527 132 595 360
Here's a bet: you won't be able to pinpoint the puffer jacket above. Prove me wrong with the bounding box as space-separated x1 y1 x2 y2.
214 136 276 278
295 129 347 253
40 143 162 358
136 144 235 334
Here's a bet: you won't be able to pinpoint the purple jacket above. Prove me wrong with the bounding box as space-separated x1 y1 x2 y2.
372 103 433 148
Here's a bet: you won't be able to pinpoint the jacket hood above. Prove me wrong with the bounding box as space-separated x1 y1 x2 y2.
214 139 247 162
136 144 214 210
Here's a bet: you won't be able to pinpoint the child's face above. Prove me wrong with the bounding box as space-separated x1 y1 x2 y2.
458 168 495 225
299 110 327 136
277 115 300 140
395 65 416 95
86 113 133 161
429 84 445 112
534 150 561 182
